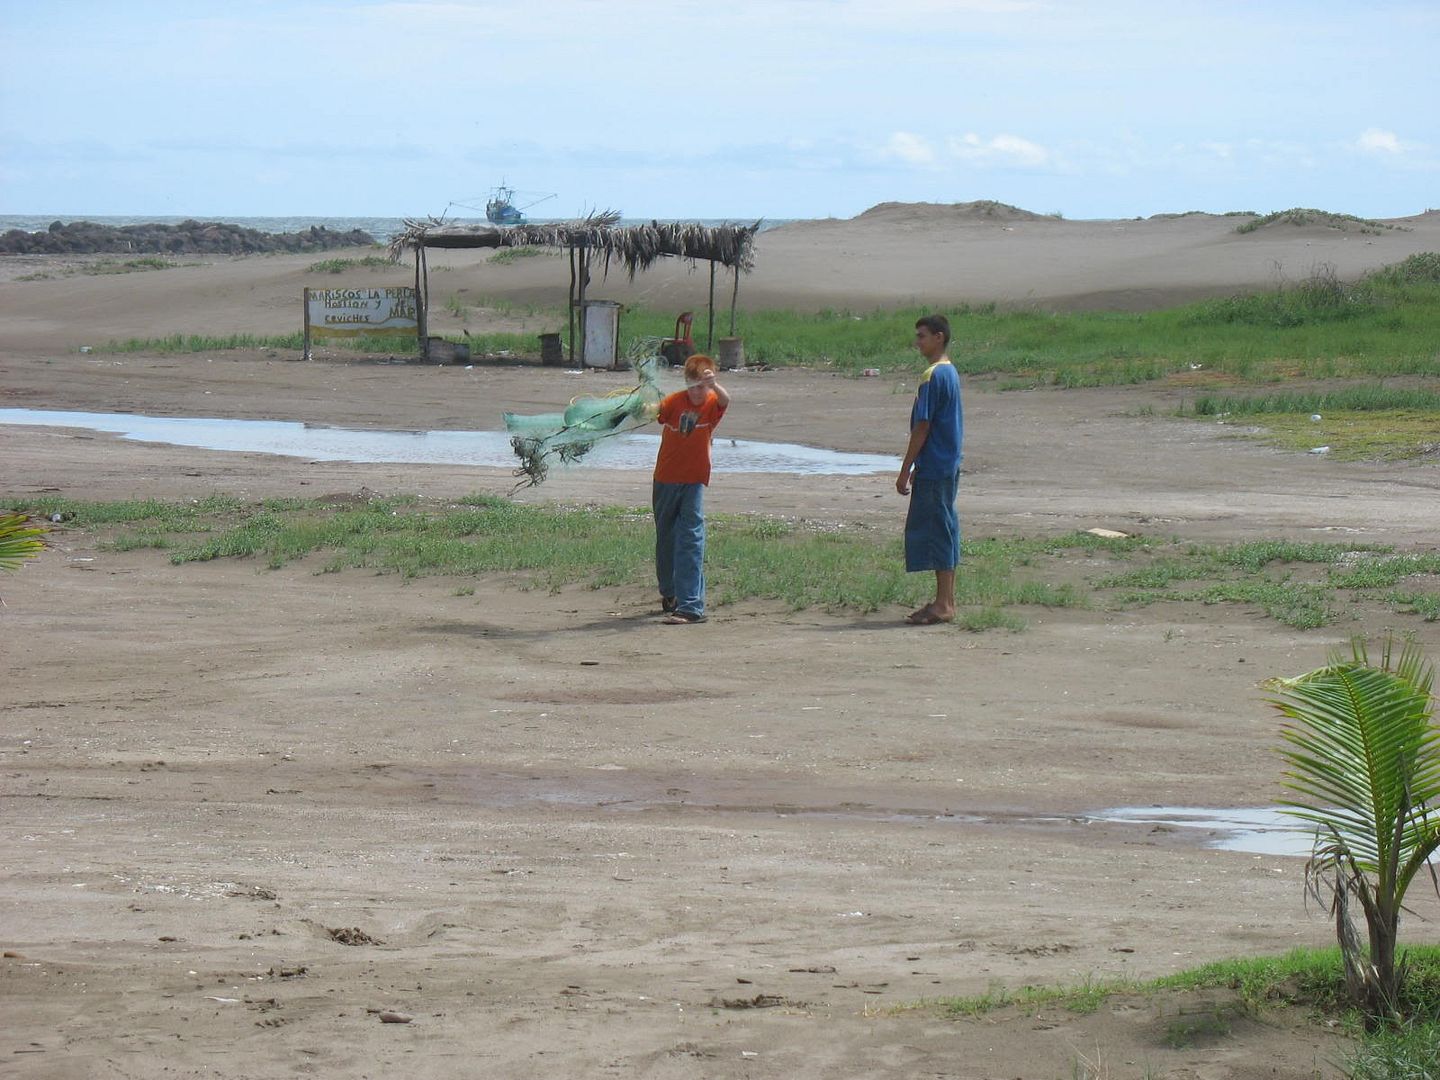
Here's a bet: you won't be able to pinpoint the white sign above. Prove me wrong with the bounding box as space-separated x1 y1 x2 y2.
304 287 417 354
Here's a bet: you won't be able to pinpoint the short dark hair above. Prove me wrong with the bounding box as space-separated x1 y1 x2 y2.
915 314 950 347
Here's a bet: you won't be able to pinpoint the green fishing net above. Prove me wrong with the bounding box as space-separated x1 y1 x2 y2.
505 356 662 488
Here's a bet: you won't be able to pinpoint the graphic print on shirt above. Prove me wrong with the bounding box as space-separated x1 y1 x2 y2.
679 410 699 435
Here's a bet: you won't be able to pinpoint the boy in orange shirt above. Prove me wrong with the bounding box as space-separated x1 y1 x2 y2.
652 353 730 624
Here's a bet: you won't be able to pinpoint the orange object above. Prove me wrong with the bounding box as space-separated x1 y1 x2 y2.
672 311 694 346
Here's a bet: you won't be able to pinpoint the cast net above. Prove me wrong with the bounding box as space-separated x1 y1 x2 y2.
505 355 662 489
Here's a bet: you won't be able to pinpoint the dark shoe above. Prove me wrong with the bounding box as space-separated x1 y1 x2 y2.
663 611 708 624
661 595 677 614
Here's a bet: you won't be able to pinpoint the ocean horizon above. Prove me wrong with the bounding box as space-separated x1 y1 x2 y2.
0 214 791 245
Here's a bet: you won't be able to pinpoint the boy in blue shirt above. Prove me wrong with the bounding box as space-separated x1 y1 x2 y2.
896 314 963 625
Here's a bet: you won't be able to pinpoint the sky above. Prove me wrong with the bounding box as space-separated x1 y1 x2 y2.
1 0 1437 221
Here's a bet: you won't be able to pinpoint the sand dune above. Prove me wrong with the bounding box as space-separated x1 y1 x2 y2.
2 203 1438 351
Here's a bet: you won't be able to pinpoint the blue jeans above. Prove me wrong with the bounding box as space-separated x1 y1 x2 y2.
653 481 706 616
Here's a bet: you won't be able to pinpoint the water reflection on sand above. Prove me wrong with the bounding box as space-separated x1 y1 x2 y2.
0 408 900 476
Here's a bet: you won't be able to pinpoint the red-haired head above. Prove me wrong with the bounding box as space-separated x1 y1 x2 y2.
683 354 715 384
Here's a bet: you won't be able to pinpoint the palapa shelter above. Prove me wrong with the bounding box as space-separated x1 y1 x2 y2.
389 213 759 363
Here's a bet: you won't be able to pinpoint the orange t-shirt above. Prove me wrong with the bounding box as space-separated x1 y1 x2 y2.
653 389 726 485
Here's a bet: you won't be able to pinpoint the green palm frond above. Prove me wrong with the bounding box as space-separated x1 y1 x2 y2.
0 512 46 571
1276 644 1439 881
1270 638 1440 1019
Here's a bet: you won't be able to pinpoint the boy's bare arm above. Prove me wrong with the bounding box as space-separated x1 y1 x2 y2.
701 373 730 409
897 421 930 495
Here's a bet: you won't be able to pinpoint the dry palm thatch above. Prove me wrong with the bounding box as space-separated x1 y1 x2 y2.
387 211 622 261
603 221 759 278
391 214 760 357
389 214 758 275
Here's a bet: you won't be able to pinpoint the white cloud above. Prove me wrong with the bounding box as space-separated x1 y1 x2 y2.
947 133 1051 168
883 132 938 166
1356 128 1404 155
875 131 1055 171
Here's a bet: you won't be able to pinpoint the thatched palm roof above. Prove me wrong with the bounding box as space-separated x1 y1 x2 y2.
390 213 758 277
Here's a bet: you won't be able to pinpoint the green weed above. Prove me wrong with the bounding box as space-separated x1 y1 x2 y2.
1190 393 1440 461
1345 1019 1440 1080
85 256 177 274
19 257 186 280
93 332 413 355
1187 387 1440 416
1366 252 1440 286
601 268 1440 385
306 255 395 273
490 247 555 265
9 498 1438 632
1234 208 1398 235
79 253 1440 382
1162 1004 1237 1048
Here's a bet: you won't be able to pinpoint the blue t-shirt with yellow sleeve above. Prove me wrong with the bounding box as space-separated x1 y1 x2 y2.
910 359 963 479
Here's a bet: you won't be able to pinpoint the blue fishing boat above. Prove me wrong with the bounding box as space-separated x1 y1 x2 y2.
486 184 526 225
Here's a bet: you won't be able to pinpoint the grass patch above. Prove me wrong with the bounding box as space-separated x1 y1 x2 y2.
92 332 414 355
467 294 557 319
7 496 1437 631
929 947 1440 1078
1187 386 1440 415
1092 538 1440 629
1365 252 1440 287
1162 1002 1242 1048
0 495 1099 627
599 263 1440 386
68 253 1440 383
83 256 180 275
1238 410 1440 461
490 247 556 265
306 255 396 273
1234 208 1399 235
1184 268 1382 328
19 257 189 280
1346 1019 1440 1079
935 945 1440 1019
1180 385 1440 461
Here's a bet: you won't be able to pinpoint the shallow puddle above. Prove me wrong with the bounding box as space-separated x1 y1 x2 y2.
375 764 1311 858
0 408 900 475
1090 806 1312 857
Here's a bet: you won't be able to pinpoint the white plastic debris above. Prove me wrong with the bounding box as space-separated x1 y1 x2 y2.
1309 446 1331 455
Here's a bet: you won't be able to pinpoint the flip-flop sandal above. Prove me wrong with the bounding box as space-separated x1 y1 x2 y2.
663 611 708 624
908 610 953 626
905 605 935 625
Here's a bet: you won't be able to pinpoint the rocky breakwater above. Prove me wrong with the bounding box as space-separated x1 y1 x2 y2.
0 219 376 255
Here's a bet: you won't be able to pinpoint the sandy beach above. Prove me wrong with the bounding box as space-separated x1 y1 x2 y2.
3 205 1439 1079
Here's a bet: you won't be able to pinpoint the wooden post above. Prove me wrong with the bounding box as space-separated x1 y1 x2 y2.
706 260 716 349
729 264 740 336
414 245 427 353
576 242 590 364
567 244 577 364
302 287 312 360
